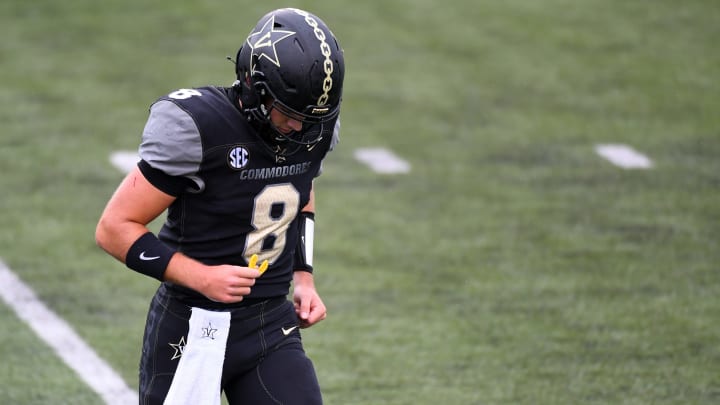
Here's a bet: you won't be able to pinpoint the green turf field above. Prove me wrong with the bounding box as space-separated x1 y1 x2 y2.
1 0 719 404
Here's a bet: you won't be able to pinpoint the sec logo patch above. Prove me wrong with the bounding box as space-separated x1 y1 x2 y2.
228 146 250 170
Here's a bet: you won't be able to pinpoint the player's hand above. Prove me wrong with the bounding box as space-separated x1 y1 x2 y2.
292 271 326 328
197 264 261 304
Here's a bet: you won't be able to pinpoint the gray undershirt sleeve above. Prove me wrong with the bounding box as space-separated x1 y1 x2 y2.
139 100 203 178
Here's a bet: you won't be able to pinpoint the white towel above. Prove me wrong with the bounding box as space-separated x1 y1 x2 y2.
164 307 231 405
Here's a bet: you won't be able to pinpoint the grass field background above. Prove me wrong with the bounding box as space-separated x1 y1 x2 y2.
1 0 719 404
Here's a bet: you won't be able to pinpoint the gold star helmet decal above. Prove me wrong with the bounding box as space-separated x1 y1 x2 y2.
246 14 296 70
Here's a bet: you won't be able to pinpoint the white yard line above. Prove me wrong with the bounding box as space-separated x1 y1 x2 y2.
109 151 139 174
595 144 653 169
111 148 413 175
354 147 411 174
0 259 138 405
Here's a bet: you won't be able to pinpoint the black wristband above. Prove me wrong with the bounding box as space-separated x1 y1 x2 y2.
293 211 315 273
125 232 176 281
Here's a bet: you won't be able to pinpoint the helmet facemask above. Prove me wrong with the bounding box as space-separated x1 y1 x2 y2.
238 75 338 161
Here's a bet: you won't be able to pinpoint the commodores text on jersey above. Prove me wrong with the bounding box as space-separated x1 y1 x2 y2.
237 161 313 180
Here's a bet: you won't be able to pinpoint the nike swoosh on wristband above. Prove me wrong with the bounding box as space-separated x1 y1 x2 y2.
281 326 299 336
139 251 161 261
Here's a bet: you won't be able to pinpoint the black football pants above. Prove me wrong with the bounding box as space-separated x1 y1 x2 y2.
138 283 323 404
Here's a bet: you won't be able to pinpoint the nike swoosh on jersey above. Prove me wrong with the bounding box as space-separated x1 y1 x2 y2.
139 251 161 261
281 326 299 336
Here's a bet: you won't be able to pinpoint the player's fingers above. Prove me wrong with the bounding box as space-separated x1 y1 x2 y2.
230 265 262 279
228 275 256 288
208 289 247 304
230 286 252 297
299 308 326 328
297 298 311 321
309 303 327 323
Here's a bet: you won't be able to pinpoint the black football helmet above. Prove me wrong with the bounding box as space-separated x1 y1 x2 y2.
234 8 345 159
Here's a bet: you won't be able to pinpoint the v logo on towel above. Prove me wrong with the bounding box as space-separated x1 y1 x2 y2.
202 322 218 339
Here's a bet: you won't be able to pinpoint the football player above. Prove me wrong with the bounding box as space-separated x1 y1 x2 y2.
95 8 344 405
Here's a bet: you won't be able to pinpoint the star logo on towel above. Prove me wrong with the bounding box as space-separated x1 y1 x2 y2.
169 336 186 360
202 323 218 340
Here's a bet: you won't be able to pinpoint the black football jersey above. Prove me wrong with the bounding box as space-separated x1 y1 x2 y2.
137 86 338 305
